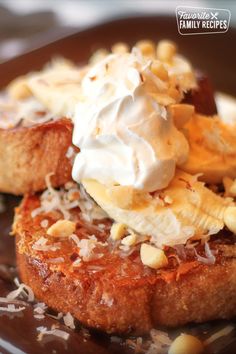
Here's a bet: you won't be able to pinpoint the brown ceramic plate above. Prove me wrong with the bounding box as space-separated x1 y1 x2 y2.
0 16 236 354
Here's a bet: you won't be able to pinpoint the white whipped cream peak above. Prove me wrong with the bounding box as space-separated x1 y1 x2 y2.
72 49 189 192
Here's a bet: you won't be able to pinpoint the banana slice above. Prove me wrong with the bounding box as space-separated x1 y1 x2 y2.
82 171 234 248
28 63 87 117
7 58 86 117
182 114 236 184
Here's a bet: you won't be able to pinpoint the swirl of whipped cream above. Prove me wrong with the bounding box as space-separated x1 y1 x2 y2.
72 50 189 192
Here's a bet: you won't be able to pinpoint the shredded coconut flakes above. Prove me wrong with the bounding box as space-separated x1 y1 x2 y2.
63 312 75 329
194 242 216 265
0 304 26 313
31 174 107 223
37 325 70 341
204 325 234 345
7 278 34 302
32 236 61 252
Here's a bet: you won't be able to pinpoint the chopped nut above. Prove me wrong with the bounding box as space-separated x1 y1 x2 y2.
170 104 195 129
121 232 137 246
111 42 129 54
156 40 177 62
7 76 32 99
151 60 168 81
140 244 168 269
164 195 173 204
135 40 155 57
47 220 76 238
168 334 204 354
224 207 236 234
110 222 127 241
89 49 109 64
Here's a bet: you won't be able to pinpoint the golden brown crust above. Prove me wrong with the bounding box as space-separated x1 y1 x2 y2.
0 119 75 195
15 195 236 335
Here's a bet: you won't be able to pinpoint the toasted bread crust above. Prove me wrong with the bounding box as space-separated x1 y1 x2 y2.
0 119 75 195
15 194 236 335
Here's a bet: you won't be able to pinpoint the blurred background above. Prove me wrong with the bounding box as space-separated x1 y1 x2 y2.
0 0 235 63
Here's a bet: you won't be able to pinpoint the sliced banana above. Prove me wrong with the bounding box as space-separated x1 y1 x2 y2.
82 171 235 248
28 66 86 117
182 114 236 184
7 58 86 117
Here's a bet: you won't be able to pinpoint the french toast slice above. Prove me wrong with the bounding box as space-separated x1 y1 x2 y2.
14 192 236 335
0 118 76 195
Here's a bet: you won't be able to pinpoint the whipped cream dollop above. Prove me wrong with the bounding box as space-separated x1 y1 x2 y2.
72 49 190 192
